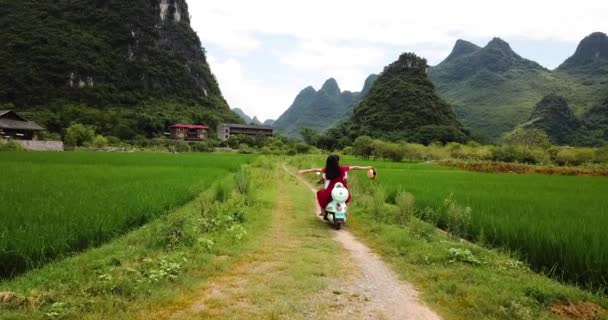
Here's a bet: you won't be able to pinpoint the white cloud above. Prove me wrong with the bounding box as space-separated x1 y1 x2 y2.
208 56 299 122
190 0 608 119
191 0 607 51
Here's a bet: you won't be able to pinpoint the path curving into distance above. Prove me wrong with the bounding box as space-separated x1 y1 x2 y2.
285 164 441 320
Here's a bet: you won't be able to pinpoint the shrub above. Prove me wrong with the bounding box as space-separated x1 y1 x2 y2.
555 148 594 166
106 136 121 145
341 146 353 155
0 140 24 151
353 136 374 159
395 192 415 226
443 194 471 238
92 135 108 148
237 144 254 154
502 128 551 149
191 141 215 152
594 146 608 164
491 145 549 164
233 169 250 196
43 132 62 141
64 122 96 146
410 219 435 241
448 248 481 265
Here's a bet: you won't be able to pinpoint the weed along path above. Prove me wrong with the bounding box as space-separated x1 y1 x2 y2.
145 167 440 319
285 164 441 320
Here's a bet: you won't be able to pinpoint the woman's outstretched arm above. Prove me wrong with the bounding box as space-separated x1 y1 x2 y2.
348 165 374 171
298 168 323 175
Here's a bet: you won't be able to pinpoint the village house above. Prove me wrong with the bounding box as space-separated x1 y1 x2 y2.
170 124 209 141
0 110 44 140
0 110 64 151
217 123 273 141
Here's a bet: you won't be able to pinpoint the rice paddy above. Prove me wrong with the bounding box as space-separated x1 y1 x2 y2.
350 160 608 289
0 152 254 277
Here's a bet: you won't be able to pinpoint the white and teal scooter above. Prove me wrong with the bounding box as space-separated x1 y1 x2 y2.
325 182 349 230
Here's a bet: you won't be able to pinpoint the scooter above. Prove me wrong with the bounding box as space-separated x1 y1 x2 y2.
325 182 349 230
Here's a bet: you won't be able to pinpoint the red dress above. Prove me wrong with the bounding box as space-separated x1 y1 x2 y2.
317 166 352 208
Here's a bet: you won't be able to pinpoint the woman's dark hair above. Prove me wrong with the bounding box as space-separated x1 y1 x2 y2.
325 155 341 180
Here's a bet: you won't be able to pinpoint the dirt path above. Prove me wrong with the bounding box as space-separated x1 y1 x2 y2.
147 167 441 320
285 164 441 320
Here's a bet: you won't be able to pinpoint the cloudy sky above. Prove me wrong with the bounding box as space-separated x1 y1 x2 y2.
187 0 607 122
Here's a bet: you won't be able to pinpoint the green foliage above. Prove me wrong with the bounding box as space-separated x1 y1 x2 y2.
356 159 608 289
64 122 96 146
352 136 375 159
491 145 550 164
20 103 242 141
0 158 276 319
43 132 62 141
442 194 472 238
350 53 468 143
0 0 228 110
430 35 608 142
575 96 608 146
502 128 551 149
448 248 481 265
91 135 108 148
0 140 24 152
274 76 378 137
394 192 415 226
554 148 595 166
233 169 251 196
522 94 581 145
0 152 254 277
299 127 321 146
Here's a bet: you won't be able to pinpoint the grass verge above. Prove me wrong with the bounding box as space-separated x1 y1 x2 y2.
144 167 350 320
346 174 608 320
0 156 273 320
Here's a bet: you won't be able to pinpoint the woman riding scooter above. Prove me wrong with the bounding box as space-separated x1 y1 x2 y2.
298 155 375 220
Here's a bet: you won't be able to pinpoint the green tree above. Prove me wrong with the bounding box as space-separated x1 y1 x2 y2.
352 136 374 159
92 135 108 148
64 123 96 147
502 128 551 149
300 128 320 146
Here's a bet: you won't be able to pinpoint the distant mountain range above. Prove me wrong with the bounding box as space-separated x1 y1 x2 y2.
276 32 608 144
273 75 378 137
429 32 608 141
232 108 274 126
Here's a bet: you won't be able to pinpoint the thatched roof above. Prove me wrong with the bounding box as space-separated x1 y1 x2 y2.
0 110 44 131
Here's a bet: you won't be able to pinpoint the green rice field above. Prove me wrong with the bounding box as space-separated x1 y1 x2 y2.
350 160 608 288
0 152 254 277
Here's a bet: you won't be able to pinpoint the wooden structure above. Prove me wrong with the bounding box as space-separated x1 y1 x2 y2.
170 124 208 141
217 123 273 141
0 110 44 140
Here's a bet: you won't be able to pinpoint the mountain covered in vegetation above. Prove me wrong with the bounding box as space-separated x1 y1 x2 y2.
558 32 608 76
521 95 581 145
273 75 377 137
0 0 241 138
346 53 467 143
577 96 608 145
429 32 608 142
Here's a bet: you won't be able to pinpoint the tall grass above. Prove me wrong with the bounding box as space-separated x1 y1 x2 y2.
322 157 608 289
0 152 254 277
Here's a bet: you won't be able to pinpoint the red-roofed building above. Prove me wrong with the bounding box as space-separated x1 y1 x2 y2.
170 124 209 141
